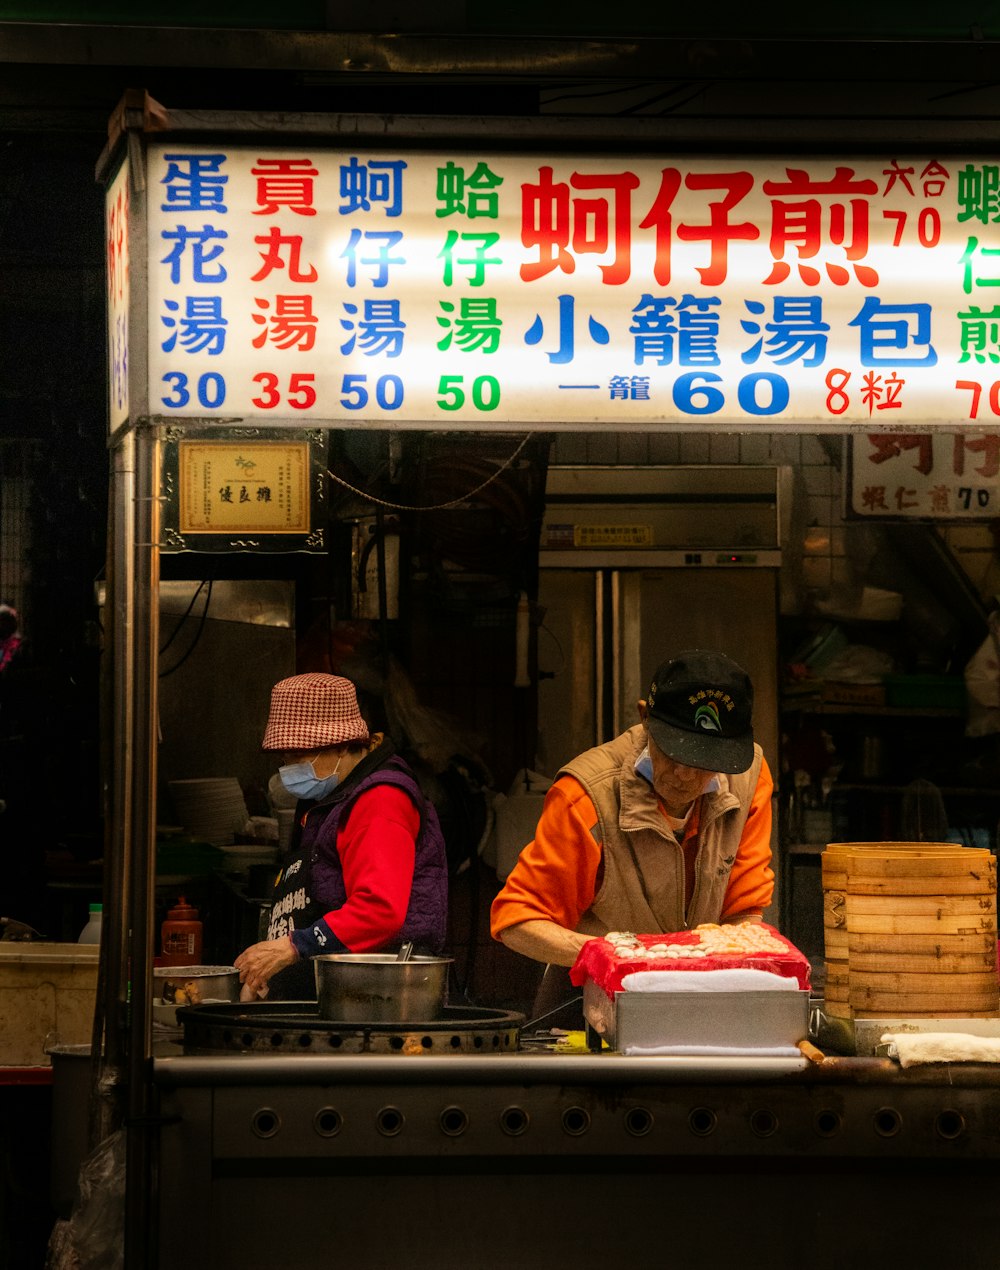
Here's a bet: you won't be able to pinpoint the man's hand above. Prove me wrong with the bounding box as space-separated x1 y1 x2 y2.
234 935 299 997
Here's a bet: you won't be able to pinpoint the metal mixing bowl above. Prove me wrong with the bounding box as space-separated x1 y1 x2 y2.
153 965 240 1005
314 953 453 1023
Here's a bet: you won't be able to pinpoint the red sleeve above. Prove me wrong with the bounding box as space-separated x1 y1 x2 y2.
719 754 775 920
489 776 602 938
323 785 420 952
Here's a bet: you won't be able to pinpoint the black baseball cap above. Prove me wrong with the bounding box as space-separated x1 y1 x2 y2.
644 649 755 774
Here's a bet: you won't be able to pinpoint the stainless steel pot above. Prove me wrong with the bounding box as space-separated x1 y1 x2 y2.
153 965 240 1005
314 953 452 1023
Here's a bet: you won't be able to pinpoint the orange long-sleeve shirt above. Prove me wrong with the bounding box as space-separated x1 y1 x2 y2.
490 758 774 939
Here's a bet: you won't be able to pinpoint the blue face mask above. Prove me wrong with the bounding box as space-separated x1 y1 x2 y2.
634 746 654 785
278 754 343 802
634 745 721 794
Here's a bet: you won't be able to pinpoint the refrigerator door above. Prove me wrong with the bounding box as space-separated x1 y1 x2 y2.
613 568 779 779
536 567 778 779
535 569 601 777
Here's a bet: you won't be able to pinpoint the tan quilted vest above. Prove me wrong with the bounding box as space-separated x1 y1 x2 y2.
558 723 764 936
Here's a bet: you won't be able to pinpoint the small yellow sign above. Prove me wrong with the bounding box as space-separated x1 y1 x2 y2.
178 441 310 534
574 524 653 548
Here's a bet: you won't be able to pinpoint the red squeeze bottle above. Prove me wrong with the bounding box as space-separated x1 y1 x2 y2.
160 897 204 967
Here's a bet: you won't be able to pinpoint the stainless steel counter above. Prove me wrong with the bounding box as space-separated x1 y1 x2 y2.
151 1037 1000 1269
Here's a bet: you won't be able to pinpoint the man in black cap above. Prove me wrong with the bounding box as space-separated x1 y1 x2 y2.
490 649 774 1014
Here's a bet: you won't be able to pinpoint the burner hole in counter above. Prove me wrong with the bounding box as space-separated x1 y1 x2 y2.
499 1106 529 1136
327 1034 343 1050
448 1034 462 1049
561 1106 591 1136
297 1032 313 1048
241 1033 255 1048
251 1108 281 1139
814 1109 842 1137
314 1107 343 1137
376 1106 405 1136
269 1032 284 1048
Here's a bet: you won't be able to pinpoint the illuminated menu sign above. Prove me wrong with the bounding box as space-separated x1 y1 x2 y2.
106 155 130 431
146 146 1000 428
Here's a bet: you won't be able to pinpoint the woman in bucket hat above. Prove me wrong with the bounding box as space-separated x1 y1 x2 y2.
235 673 448 999
490 649 774 1023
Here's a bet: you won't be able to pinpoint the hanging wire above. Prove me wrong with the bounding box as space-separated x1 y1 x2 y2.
159 579 207 655
159 580 213 677
325 433 536 512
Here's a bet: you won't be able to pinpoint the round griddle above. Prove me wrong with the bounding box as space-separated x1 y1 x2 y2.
176 1001 524 1055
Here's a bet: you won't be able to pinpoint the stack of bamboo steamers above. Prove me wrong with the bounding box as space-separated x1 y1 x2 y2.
822 842 999 1018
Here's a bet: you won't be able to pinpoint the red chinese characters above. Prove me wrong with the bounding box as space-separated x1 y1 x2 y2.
518 162 907 289
250 158 320 357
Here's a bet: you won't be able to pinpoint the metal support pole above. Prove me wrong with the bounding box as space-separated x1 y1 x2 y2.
121 421 160 1267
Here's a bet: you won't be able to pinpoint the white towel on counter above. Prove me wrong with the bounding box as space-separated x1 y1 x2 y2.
883 1031 1000 1068
621 967 798 993
624 1043 803 1057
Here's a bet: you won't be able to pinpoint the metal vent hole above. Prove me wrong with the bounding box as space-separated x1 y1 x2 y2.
749 1109 778 1138
873 1107 902 1138
439 1106 469 1136
624 1107 654 1137
688 1107 717 1137
376 1106 405 1136
314 1107 342 1137
251 1108 280 1139
561 1106 591 1136
814 1109 842 1137
500 1106 529 1136
936 1109 966 1140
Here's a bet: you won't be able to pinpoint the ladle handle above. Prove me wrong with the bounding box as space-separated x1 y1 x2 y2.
396 941 414 962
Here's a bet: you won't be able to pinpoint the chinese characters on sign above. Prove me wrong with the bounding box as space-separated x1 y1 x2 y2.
145 147 1000 427
848 432 1000 519
178 441 311 534
106 156 130 430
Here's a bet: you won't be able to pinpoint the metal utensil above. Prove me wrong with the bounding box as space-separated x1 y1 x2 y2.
396 941 414 962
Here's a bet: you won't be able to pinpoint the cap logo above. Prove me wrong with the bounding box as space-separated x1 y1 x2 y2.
694 701 722 733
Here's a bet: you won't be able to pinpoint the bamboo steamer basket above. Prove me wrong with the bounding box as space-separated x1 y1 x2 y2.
849 931 997 955
822 841 999 1019
820 843 853 1016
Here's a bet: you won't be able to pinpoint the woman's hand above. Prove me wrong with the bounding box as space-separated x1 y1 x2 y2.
234 935 299 998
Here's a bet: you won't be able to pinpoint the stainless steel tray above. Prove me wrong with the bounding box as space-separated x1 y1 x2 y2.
584 980 809 1053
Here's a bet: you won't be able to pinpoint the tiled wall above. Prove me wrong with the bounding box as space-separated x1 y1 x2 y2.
549 431 999 610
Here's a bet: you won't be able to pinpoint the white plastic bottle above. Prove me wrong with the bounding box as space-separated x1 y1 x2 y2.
78 902 103 944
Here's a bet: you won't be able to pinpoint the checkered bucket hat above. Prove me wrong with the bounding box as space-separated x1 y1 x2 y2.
261 673 370 751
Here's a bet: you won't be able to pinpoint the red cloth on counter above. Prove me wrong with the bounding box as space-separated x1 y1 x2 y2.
570 924 811 997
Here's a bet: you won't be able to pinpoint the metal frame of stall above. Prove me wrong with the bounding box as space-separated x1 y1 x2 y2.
95 86 1000 1266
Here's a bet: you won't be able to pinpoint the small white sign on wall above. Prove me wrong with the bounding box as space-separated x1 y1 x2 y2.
846 431 1000 520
